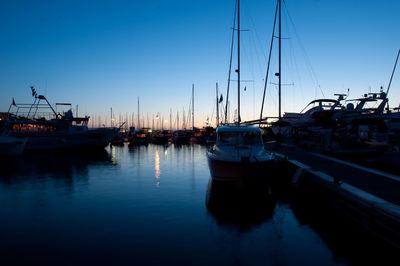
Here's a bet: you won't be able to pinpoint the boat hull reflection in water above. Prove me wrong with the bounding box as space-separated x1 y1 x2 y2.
206 178 276 230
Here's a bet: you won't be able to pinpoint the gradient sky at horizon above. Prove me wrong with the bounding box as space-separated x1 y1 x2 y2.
1 0 399 128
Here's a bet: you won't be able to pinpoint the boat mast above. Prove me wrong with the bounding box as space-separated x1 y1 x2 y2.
278 0 282 120
237 0 241 125
177 111 179 130
216 82 220 127
137 97 140 129
225 0 237 124
192 84 195 130
110 107 113 127
260 2 278 122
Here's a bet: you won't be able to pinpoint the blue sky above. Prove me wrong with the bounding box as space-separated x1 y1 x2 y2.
1 0 399 128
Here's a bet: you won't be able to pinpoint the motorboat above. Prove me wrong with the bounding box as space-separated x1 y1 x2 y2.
207 126 276 183
207 0 276 183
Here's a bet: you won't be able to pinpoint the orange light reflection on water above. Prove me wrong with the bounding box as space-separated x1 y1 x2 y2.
155 149 160 179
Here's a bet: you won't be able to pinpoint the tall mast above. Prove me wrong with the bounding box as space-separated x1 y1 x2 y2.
177 111 179 130
278 0 282 120
182 107 185 129
260 2 278 122
137 97 140 129
170 108 172 130
110 107 113 127
237 0 241 125
192 84 195 130
225 0 238 123
216 82 220 127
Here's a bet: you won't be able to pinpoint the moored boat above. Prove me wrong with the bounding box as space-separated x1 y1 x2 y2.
129 128 151 145
207 126 276 183
0 135 27 156
4 89 118 151
151 130 171 145
207 0 276 183
172 130 191 144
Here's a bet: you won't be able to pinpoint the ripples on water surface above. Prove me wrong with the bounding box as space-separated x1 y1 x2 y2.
0 144 396 265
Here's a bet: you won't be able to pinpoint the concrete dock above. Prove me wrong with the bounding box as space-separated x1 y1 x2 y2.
270 144 400 248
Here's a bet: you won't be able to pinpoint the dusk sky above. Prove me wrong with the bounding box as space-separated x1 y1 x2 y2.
1 0 399 128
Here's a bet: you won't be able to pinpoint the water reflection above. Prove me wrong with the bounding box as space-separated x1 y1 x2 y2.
0 149 112 184
155 149 160 179
110 145 118 165
0 144 395 265
206 178 276 232
289 188 399 265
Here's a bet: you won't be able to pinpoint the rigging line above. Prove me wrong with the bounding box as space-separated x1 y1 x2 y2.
260 1 278 121
210 104 215 125
285 17 308 105
243 32 257 100
283 1 323 98
386 48 400 96
225 0 238 123
243 0 268 63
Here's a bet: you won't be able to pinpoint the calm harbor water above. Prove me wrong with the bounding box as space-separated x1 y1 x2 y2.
0 144 396 265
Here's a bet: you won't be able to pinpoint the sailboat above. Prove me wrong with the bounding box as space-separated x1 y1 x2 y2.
207 0 276 183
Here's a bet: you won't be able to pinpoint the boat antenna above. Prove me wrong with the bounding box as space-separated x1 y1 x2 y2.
386 48 400 96
260 1 278 123
225 0 238 124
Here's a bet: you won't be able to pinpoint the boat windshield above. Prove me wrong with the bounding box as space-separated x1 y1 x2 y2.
218 131 262 146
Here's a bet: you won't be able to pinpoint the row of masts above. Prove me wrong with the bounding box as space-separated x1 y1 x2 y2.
105 109 194 130
105 84 197 130
92 86 234 130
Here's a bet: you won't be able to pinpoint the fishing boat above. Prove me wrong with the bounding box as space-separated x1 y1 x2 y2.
207 0 276 183
4 89 118 151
